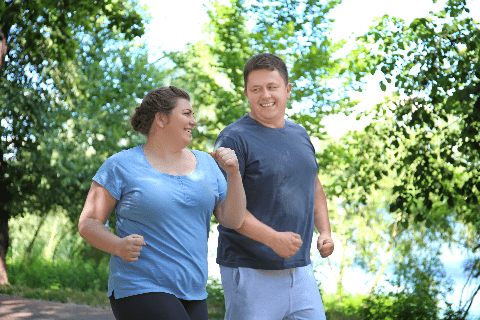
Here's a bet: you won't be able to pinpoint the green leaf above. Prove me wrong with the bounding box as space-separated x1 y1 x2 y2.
380 82 387 92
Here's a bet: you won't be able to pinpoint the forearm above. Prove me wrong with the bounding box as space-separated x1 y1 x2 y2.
78 218 121 256
314 180 332 236
235 209 277 248
220 172 246 229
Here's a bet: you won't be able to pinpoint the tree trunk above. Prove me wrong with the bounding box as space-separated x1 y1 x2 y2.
369 218 400 296
0 218 9 285
44 217 58 260
0 25 10 77
0 150 10 285
52 229 68 262
24 214 48 264
336 244 348 298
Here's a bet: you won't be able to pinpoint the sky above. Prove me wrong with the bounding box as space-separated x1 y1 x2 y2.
137 0 480 316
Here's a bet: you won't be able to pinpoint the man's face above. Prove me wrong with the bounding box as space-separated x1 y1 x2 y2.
244 69 292 127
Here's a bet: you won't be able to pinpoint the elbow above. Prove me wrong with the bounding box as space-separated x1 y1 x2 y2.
219 214 245 230
78 218 88 238
231 220 244 231
219 219 243 230
78 221 84 238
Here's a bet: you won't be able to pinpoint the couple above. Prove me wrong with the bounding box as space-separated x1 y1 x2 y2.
78 53 335 320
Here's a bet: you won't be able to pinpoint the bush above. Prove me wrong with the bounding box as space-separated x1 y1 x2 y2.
7 257 109 292
206 277 226 319
323 292 364 320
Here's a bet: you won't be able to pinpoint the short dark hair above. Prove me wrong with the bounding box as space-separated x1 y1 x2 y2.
243 53 289 87
130 86 190 136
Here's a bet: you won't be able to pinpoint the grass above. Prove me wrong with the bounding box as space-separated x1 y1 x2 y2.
3 257 366 320
4 257 227 318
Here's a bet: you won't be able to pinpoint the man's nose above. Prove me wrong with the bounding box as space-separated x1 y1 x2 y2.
261 88 271 98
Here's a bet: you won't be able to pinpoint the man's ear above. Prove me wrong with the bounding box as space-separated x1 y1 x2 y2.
286 83 293 99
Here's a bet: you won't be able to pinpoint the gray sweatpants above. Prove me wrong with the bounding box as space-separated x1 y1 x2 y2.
220 264 326 320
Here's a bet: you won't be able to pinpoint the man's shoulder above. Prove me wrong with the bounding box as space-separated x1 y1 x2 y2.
284 118 310 135
219 114 252 135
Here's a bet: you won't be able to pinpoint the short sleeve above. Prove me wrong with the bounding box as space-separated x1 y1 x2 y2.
213 159 227 205
309 139 320 171
92 155 124 200
213 135 246 181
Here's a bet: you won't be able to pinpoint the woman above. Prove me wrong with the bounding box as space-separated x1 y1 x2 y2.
78 86 246 320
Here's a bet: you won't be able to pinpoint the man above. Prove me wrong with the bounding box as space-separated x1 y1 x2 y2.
214 53 335 320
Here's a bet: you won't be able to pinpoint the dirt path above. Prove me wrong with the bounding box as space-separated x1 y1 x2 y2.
0 294 115 319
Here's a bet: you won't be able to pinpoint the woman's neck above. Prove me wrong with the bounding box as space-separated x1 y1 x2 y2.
143 137 185 162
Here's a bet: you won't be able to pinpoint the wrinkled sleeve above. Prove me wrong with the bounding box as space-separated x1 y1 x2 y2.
92 156 124 200
211 157 227 207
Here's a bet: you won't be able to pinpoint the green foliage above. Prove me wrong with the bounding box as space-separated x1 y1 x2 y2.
1 4 170 224
323 292 364 320
350 0 480 230
164 0 362 154
0 0 144 75
206 277 226 319
7 257 109 292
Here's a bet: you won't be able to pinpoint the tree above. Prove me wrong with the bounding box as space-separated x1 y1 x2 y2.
315 130 395 297
164 0 363 154
1 0 147 284
0 0 144 75
352 0 479 229
347 1 479 314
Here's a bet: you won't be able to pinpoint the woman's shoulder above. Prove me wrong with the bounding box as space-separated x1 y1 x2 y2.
103 145 143 164
190 149 216 166
190 149 209 159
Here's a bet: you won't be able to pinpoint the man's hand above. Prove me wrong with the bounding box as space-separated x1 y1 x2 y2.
117 234 146 262
317 234 334 258
210 147 239 176
270 232 303 259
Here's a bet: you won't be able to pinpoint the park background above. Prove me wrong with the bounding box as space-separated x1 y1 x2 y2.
1 0 479 319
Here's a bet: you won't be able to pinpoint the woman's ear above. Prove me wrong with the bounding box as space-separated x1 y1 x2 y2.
155 112 165 128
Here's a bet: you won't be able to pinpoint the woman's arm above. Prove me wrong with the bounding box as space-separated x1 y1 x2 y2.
78 181 145 262
211 148 246 229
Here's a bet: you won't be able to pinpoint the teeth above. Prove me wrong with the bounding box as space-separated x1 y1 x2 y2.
261 102 275 107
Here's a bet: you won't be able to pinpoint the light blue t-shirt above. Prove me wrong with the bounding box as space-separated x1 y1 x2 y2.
92 145 227 300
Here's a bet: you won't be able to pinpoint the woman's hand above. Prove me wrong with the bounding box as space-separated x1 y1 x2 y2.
117 234 146 262
210 147 239 176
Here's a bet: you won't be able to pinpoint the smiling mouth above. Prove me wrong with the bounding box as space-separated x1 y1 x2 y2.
184 129 192 134
260 102 275 107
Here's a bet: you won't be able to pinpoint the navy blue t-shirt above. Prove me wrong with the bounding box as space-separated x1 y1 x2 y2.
215 114 319 270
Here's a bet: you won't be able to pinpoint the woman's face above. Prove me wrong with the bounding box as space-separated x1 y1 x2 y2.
159 99 198 147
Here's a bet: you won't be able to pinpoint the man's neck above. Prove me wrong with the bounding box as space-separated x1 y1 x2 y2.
248 113 285 129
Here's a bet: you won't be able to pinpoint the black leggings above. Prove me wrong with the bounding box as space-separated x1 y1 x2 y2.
109 291 208 320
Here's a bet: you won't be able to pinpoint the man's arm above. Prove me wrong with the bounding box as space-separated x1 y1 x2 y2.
235 210 303 259
314 175 334 258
